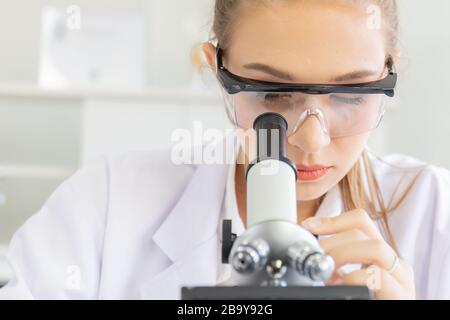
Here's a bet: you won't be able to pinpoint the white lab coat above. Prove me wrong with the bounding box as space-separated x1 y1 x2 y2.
0 144 450 299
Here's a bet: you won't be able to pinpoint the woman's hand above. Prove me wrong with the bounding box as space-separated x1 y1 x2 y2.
302 209 416 300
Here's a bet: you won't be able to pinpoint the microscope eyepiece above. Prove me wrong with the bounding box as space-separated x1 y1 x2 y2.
253 112 288 161
253 112 288 131
247 112 297 182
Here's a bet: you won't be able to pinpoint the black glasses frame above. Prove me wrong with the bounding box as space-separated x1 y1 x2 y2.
215 45 397 97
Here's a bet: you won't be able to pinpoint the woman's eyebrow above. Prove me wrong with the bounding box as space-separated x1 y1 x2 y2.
332 70 379 82
243 62 378 82
242 63 296 81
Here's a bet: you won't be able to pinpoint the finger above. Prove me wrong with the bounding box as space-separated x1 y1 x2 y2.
340 267 408 300
302 209 383 239
328 239 396 270
325 267 348 285
327 273 344 286
319 229 370 253
328 240 414 289
392 259 416 290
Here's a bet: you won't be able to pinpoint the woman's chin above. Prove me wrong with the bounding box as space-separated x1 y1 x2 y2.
295 179 334 202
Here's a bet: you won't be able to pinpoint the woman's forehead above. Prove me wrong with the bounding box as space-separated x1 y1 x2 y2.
226 1 386 83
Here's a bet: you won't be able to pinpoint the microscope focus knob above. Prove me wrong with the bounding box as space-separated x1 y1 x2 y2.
304 252 335 282
287 241 334 282
231 238 270 274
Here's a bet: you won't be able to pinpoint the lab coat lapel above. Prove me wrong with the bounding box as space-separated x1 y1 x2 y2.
140 234 220 299
141 158 230 299
315 185 343 221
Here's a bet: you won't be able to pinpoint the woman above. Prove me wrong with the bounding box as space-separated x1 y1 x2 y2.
1 0 449 300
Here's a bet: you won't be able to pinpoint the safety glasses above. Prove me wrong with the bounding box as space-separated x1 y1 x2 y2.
215 45 397 138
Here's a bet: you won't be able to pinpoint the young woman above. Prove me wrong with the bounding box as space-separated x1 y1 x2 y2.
1 0 449 300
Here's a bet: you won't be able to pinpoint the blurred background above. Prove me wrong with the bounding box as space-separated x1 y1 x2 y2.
0 0 449 285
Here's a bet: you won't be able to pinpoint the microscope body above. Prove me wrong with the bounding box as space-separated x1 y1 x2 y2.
182 113 371 300
224 113 334 287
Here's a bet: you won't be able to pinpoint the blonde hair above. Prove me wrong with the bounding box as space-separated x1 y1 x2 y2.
208 0 422 254
212 0 399 50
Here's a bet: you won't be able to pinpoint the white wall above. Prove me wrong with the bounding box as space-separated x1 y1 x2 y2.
0 0 223 249
0 0 214 86
378 0 450 167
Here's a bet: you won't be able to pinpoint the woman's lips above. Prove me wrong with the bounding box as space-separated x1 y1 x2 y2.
296 164 331 181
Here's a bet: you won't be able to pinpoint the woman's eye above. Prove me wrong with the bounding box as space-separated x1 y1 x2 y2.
330 94 365 105
258 93 293 104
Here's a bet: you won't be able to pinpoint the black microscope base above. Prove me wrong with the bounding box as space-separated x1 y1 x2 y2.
182 285 372 300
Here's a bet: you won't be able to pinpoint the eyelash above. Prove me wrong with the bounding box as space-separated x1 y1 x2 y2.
258 93 365 106
330 95 365 105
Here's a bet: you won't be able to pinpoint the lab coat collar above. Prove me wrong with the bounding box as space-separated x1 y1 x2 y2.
315 184 343 219
313 174 363 275
142 137 235 299
140 232 221 299
313 150 386 219
313 184 344 243
152 160 229 263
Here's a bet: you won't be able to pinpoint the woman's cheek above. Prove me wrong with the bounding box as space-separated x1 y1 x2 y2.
290 132 371 201
332 132 371 176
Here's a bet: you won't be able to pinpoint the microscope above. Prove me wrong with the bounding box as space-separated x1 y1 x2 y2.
182 113 371 300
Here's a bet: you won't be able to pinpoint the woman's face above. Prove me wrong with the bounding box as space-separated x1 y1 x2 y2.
205 0 391 201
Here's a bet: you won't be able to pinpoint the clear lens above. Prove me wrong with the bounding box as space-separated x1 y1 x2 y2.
223 91 386 138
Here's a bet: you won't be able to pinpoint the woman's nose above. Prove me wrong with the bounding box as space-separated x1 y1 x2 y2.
287 115 331 153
